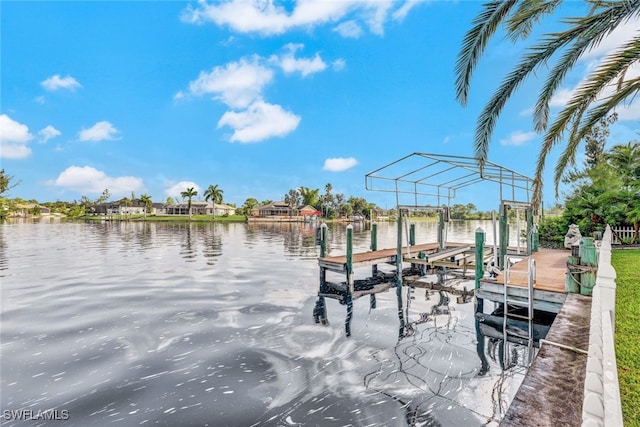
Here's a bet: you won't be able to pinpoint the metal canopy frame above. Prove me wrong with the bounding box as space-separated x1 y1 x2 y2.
365 153 534 208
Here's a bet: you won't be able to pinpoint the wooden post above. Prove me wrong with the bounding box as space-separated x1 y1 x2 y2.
475 227 485 292
345 224 354 337
319 223 327 288
438 210 445 249
396 210 405 337
410 222 415 246
579 237 597 296
370 222 377 309
499 203 509 270
317 223 328 324
526 207 534 255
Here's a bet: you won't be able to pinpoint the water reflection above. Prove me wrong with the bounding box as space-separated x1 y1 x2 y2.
1 220 527 426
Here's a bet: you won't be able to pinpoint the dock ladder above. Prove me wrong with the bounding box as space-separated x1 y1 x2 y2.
502 255 536 367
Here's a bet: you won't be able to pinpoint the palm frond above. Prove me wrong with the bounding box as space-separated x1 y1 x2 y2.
506 0 563 41
455 0 518 106
474 29 580 162
573 77 640 145
538 33 640 134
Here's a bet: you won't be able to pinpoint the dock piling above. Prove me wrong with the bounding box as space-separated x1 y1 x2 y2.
475 227 485 313
346 224 354 336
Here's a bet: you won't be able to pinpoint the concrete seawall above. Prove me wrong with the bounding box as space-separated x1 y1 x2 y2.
582 225 623 426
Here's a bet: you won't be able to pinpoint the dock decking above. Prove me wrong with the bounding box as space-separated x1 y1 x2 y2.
500 293 591 426
476 248 570 313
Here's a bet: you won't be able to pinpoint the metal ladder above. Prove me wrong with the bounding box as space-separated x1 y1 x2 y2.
502 255 536 367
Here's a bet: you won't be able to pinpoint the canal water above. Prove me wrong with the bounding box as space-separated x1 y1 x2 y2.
1 220 526 426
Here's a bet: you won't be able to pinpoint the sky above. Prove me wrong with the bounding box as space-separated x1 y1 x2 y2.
1 0 639 211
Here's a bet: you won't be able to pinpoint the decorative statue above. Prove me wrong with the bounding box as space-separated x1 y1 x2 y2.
564 224 582 249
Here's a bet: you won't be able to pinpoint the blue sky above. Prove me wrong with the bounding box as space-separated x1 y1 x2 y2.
2 1 638 211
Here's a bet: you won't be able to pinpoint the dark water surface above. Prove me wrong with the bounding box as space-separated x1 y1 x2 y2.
1 220 524 426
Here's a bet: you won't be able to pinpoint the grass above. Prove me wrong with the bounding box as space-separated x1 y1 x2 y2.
612 249 640 426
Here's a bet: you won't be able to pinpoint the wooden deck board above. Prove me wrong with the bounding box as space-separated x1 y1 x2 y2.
481 248 569 293
319 242 470 266
501 294 591 426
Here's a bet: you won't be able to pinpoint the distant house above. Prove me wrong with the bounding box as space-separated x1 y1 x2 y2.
89 199 147 216
165 201 236 216
299 205 322 217
256 201 292 217
151 202 166 215
14 203 49 217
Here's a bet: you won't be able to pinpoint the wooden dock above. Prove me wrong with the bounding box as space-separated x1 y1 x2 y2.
500 293 591 426
476 248 570 313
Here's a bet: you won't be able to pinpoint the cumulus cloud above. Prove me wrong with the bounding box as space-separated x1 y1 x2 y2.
78 121 120 142
165 181 202 200
188 57 273 108
182 46 332 142
38 125 61 143
41 74 81 91
499 130 536 146
323 157 358 172
50 166 144 195
218 100 301 143
275 44 327 77
181 0 420 37
0 114 33 159
334 20 363 38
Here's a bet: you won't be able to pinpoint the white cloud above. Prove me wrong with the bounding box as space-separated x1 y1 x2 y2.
50 166 144 195
78 121 120 142
182 0 352 35
41 74 81 91
579 17 640 61
332 58 346 71
323 157 358 172
334 20 363 38
165 181 202 200
218 100 301 143
499 130 536 146
187 57 273 109
38 125 61 143
274 44 327 77
34 96 45 105
392 0 419 21
181 0 419 37
0 114 33 159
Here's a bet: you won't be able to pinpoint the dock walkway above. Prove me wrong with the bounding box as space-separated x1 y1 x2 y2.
500 293 591 426
476 248 569 313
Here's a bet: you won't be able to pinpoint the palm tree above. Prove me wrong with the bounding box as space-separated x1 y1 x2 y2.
299 186 320 208
180 187 198 220
203 184 224 220
139 194 152 218
456 0 640 207
120 197 133 220
607 141 640 188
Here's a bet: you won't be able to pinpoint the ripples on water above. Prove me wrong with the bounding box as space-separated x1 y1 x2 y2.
1 220 524 426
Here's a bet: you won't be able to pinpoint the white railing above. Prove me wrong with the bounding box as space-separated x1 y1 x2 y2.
611 225 635 244
582 225 623 426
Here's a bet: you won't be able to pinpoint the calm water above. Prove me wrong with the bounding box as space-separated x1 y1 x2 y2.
1 220 525 426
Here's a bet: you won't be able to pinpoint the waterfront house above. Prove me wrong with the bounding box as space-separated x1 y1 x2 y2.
165 202 236 216
299 205 322 217
255 201 292 217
